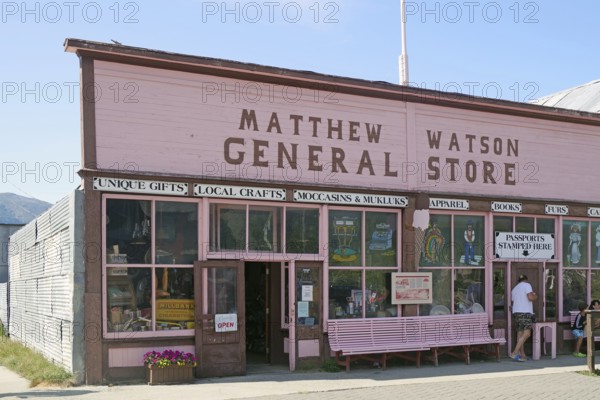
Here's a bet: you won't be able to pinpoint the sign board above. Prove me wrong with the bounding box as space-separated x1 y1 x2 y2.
391 273 432 305
194 184 285 201
588 207 600 218
494 232 555 260
491 201 522 213
545 204 569 215
156 299 195 322
93 177 188 196
215 313 238 332
294 190 408 207
429 198 469 210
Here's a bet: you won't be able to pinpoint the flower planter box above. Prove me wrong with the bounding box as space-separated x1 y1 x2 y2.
146 365 195 385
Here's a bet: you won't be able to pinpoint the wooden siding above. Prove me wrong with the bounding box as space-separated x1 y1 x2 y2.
91 60 600 204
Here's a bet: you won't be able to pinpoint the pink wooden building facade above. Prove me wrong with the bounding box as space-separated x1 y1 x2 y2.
65 39 600 383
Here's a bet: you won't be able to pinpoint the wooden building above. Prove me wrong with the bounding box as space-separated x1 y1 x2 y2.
61 38 600 383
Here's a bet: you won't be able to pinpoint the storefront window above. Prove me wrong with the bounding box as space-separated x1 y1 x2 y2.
107 267 152 333
104 197 196 336
365 270 393 317
329 210 362 267
210 204 246 252
418 213 485 315
419 269 451 316
492 267 505 320
454 269 484 314
453 215 484 266
296 266 320 326
493 216 512 234
562 269 587 316
515 217 534 233
248 206 281 252
537 218 555 234
592 221 600 267
562 220 588 267
328 270 361 319
207 267 237 315
544 265 557 320
106 199 151 265
154 267 194 330
419 215 451 266
365 212 397 267
592 270 600 301
286 208 319 254
156 201 198 264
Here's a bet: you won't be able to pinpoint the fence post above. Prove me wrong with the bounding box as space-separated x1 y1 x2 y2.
586 311 599 373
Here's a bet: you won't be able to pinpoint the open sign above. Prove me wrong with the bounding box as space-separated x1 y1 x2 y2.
215 313 238 332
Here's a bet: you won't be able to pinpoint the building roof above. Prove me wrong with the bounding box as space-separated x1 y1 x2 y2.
64 38 600 127
534 80 600 114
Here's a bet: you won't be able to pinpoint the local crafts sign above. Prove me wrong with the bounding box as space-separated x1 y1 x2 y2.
494 232 555 260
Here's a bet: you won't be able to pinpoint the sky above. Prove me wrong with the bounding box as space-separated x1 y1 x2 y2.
1 0 599 204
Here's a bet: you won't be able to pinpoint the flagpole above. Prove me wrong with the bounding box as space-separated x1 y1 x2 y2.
399 0 409 85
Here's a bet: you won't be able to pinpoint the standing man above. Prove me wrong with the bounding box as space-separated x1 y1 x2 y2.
510 274 537 362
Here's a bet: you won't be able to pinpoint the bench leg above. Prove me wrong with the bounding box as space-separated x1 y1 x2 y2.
382 353 387 370
464 346 471 365
416 351 421 368
431 348 438 367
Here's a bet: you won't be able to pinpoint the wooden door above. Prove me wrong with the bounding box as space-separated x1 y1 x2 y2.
511 262 543 318
195 260 245 377
510 262 543 355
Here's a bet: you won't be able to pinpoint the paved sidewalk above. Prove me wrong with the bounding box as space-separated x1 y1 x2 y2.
0 355 598 400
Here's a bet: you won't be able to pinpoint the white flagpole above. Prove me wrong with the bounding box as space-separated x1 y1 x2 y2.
399 0 409 85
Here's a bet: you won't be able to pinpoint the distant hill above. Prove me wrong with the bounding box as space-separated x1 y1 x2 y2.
0 193 52 225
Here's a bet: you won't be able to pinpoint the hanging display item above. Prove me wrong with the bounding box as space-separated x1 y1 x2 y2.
331 216 359 262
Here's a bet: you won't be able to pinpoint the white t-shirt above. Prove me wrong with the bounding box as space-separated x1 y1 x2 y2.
511 281 534 314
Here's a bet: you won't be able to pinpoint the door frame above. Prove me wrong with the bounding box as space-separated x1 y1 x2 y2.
508 262 544 355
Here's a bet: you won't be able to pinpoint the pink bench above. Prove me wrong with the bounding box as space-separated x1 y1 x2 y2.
327 313 505 371
419 314 506 366
327 318 429 371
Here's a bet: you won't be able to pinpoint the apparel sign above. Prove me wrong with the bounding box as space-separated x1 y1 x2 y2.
93 177 188 195
194 184 285 201
429 198 469 210
494 232 555 260
293 190 408 207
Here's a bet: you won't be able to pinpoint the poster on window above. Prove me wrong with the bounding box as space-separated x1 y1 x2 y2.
391 273 432 304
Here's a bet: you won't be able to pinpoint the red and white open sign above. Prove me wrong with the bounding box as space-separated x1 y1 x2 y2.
215 313 238 332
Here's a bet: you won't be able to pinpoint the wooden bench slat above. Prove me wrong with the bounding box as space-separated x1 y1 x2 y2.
328 313 506 371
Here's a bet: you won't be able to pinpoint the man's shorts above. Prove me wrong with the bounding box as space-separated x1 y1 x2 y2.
572 328 585 339
513 312 533 331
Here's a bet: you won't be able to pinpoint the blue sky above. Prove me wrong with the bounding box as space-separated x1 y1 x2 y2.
1 0 599 204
